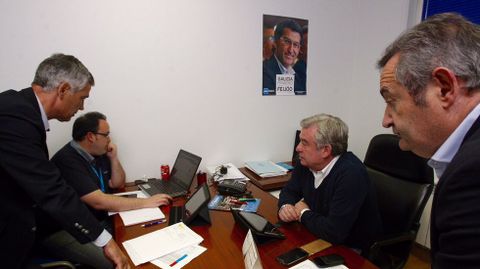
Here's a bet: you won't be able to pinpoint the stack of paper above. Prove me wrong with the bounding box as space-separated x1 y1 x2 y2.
206 163 248 182
123 222 205 267
245 161 288 178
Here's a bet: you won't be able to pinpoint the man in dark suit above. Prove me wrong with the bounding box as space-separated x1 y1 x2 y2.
377 13 480 268
0 54 129 269
263 19 306 95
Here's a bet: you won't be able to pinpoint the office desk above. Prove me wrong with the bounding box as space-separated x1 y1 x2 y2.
114 182 378 269
239 167 291 191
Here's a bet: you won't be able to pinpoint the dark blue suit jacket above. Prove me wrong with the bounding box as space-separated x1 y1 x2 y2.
0 88 103 268
431 115 480 268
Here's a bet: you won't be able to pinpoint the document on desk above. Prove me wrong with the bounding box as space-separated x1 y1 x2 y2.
109 191 165 226
150 244 206 269
289 259 349 269
123 222 204 266
245 161 288 177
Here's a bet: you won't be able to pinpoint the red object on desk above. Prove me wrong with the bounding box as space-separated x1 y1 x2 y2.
161 164 170 180
197 171 207 186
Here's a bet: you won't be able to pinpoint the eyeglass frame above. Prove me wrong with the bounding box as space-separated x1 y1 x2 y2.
278 36 301 49
93 132 110 138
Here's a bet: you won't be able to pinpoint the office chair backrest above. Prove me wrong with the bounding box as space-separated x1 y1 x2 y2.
364 134 434 236
364 134 434 269
364 134 433 184
292 130 301 166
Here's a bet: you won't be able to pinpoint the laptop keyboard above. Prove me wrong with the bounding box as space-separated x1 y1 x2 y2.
169 206 184 225
150 181 186 197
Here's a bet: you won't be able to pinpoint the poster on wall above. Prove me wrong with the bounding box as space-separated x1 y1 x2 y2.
262 14 308 96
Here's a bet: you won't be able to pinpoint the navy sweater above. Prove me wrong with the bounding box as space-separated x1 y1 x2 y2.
278 152 382 251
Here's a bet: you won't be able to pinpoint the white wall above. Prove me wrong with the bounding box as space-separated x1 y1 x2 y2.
0 0 411 181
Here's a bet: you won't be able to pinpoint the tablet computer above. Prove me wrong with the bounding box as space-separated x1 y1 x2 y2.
169 183 211 225
232 210 285 243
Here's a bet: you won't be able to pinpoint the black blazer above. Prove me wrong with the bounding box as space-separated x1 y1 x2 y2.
431 116 480 268
262 56 306 95
0 88 103 269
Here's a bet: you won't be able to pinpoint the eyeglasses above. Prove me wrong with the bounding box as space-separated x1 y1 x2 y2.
264 35 274 42
279 36 301 49
94 132 110 138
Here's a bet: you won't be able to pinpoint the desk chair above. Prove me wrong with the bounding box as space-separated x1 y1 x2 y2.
363 134 434 269
292 130 301 166
39 260 76 269
32 243 77 269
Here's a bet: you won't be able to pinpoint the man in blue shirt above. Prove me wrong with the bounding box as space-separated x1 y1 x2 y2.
377 13 480 268
40 112 171 268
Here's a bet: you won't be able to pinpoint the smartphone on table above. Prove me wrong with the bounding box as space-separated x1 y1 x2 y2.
276 247 309 266
312 254 345 268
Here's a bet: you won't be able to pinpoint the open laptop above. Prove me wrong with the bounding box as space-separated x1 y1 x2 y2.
138 149 202 198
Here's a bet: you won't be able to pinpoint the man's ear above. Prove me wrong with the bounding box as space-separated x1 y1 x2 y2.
86 132 96 143
432 67 458 108
57 82 71 99
320 144 332 158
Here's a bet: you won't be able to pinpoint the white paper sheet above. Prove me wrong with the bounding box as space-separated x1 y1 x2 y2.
123 222 204 266
150 244 207 269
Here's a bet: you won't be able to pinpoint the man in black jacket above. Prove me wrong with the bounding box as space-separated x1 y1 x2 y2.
0 53 129 269
377 13 480 268
278 114 382 252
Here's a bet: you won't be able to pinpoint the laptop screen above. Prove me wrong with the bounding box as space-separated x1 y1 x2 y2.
171 149 202 189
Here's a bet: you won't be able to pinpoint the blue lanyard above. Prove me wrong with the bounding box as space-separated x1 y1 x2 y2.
91 165 105 192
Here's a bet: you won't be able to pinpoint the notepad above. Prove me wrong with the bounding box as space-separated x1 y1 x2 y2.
109 191 165 226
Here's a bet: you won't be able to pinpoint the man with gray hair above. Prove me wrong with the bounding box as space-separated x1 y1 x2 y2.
278 114 382 253
378 13 480 268
0 54 129 269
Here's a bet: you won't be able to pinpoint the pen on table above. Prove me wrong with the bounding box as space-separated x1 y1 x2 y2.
238 198 256 202
169 254 188 267
141 219 166 228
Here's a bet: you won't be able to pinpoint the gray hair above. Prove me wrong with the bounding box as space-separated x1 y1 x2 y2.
300 113 348 156
377 13 480 105
32 53 94 92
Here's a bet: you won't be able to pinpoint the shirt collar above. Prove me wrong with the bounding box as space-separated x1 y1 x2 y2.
274 54 296 75
310 155 340 189
33 91 50 132
70 140 95 164
429 103 480 180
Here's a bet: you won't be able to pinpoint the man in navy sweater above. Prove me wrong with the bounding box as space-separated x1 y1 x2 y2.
278 114 382 252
